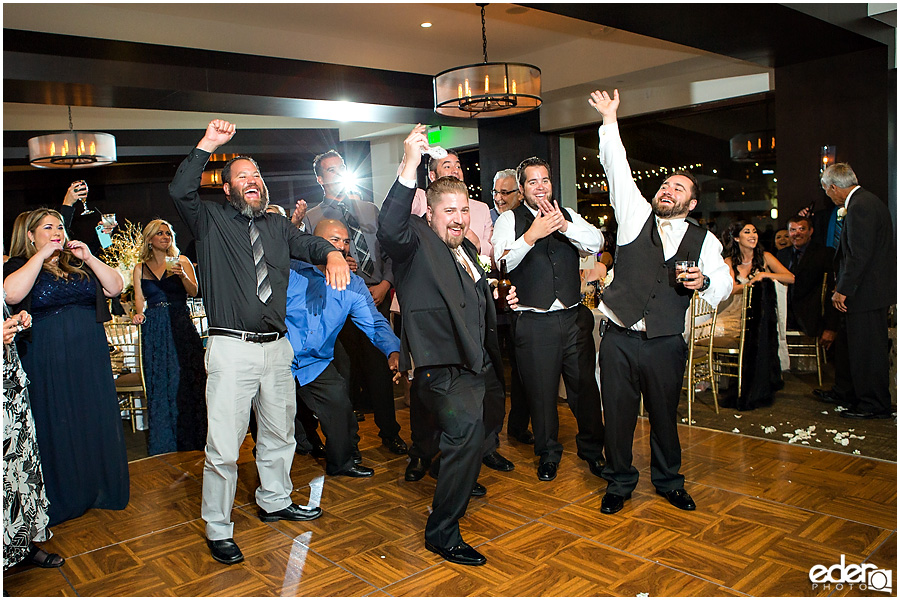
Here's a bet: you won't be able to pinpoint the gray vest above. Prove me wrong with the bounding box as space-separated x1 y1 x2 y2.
604 214 706 338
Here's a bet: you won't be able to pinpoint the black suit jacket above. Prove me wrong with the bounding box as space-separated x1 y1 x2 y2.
377 180 503 383
777 241 838 336
834 188 896 313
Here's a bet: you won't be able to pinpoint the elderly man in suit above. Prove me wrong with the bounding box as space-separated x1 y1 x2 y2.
377 125 516 567
821 163 896 419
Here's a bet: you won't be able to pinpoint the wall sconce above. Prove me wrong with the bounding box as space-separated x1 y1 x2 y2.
820 145 837 173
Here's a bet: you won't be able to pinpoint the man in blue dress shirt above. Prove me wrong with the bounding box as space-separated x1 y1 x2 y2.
285 219 401 477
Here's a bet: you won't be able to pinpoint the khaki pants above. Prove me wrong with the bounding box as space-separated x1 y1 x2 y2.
201 335 296 540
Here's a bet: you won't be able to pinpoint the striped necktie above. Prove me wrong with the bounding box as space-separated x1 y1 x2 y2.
336 201 375 279
248 219 272 304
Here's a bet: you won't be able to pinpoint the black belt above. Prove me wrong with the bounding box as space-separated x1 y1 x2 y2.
208 327 283 343
606 321 650 340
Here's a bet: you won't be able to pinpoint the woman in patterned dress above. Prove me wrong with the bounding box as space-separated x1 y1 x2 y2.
3 295 64 569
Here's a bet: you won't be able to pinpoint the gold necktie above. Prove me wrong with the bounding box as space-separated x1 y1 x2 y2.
455 248 477 281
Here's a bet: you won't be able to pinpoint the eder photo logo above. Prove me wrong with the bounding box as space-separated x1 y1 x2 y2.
809 554 892 593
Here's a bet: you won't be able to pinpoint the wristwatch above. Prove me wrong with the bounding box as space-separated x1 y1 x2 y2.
699 275 711 292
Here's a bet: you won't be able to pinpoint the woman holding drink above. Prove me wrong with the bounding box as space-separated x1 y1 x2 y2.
3 208 129 526
717 220 794 410
132 219 207 455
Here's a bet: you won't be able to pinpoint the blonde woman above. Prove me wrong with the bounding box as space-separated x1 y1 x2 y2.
132 220 207 455
3 208 129 526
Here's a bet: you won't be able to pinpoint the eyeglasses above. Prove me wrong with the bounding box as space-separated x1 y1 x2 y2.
492 189 517 196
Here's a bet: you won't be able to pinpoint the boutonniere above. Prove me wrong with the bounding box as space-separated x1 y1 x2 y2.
477 254 492 273
837 207 847 219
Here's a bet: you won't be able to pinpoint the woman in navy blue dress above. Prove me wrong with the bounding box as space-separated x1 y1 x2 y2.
132 219 207 455
4 208 129 526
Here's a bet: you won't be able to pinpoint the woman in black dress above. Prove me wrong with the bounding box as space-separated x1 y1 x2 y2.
132 219 207 455
718 220 795 410
4 208 129 526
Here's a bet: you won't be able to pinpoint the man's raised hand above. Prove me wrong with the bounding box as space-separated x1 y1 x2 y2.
400 124 428 181
198 119 236 153
588 89 619 124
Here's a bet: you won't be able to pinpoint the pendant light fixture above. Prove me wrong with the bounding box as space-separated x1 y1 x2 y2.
433 4 541 118
28 106 117 169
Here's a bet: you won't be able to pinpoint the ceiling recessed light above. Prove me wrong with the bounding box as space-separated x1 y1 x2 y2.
421 22 432 28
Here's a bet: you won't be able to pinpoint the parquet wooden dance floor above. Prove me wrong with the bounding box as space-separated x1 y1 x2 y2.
5 402 896 597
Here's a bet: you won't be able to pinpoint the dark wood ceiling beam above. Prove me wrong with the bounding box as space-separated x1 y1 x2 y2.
523 3 884 68
3 29 460 126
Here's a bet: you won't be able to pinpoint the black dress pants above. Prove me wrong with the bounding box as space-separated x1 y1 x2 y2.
498 317 531 437
339 312 402 439
513 305 604 464
598 324 686 496
833 307 892 414
408 360 503 462
413 364 486 548
295 362 360 474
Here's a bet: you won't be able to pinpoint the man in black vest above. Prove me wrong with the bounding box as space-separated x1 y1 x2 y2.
492 157 606 482
377 125 514 567
589 90 733 515
823 163 895 419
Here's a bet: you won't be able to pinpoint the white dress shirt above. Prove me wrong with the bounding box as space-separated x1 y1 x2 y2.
492 203 603 311
596 122 732 330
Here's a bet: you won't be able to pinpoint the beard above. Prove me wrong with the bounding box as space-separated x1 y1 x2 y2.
651 196 691 219
227 185 270 219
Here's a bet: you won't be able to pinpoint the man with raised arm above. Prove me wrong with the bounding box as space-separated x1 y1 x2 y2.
589 90 732 515
169 120 350 565
377 125 516 567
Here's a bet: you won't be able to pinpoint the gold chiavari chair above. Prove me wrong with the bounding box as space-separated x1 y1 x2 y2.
785 273 828 386
105 321 148 433
684 292 718 424
711 284 753 400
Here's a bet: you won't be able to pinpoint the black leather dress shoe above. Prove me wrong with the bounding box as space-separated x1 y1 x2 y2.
509 429 535 444
351 448 362 464
354 410 366 422
207 538 244 565
841 409 893 420
425 541 486 566
258 503 323 522
482 451 514 472
577 452 606 477
310 442 327 459
471 482 487 497
658 488 696 511
405 457 429 482
600 493 628 514
382 435 409 455
329 464 374 477
537 462 558 481
813 388 842 404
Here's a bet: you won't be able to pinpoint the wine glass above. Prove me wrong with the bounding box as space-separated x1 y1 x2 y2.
76 180 94 215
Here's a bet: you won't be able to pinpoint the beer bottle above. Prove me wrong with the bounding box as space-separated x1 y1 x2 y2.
496 259 512 313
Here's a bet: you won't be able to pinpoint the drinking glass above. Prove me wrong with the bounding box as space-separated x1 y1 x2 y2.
165 255 180 273
101 213 117 229
675 260 695 283
76 180 94 215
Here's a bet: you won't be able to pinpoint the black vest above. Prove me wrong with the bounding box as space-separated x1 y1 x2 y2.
603 214 706 338
508 204 581 310
454 248 489 370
